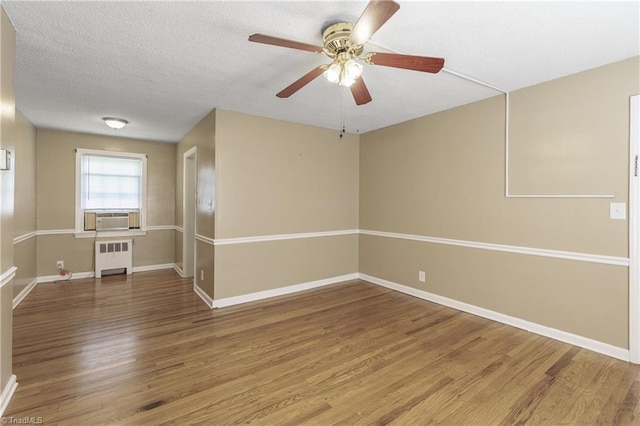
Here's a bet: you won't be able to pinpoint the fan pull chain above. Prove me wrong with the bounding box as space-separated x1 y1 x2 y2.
339 87 346 139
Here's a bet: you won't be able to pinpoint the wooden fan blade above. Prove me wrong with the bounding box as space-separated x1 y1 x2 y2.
367 52 445 73
276 66 326 98
349 0 400 46
350 77 372 105
249 34 323 54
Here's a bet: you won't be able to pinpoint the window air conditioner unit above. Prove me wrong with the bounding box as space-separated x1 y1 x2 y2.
96 212 130 231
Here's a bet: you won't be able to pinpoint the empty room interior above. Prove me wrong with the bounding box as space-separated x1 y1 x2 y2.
0 0 639 424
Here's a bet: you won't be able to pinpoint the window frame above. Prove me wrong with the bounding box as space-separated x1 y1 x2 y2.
75 148 148 238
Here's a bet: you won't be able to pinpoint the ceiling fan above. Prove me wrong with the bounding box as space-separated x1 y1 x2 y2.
248 0 445 106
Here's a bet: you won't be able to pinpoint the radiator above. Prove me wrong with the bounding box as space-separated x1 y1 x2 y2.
95 239 133 278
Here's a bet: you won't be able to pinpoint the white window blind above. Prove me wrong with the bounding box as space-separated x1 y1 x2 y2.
81 154 142 210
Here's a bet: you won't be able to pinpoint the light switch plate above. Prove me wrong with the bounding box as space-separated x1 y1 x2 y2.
0 149 10 170
610 202 626 220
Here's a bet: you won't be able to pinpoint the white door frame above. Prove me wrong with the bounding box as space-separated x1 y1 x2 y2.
183 146 197 286
629 95 639 363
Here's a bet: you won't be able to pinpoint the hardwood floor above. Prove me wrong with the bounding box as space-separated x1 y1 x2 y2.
7 270 640 425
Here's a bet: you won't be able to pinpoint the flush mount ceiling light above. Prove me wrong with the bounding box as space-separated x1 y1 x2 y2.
103 117 128 130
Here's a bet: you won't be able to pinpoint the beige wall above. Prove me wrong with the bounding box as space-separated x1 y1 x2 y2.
360 235 628 347
175 109 215 295
214 110 359 299
174 230 183 273
175 110 215 235
131 229 174 267
36 129 176 275
13 238 36 298
215 235 358 299
37 129 176 229
37 234 92 276
0 8 15 276
215 110 359 238
509 57 638 198
13 110 37 298
14 111 36 238
196 239 214 297
0 4 15 402
360 57 640 348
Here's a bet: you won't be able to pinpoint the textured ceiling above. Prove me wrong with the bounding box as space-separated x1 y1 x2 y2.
2 1 639 143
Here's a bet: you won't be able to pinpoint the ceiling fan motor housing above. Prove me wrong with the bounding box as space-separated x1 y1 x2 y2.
322 23 363 58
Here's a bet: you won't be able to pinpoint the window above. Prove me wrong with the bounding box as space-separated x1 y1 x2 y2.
75 149 147 236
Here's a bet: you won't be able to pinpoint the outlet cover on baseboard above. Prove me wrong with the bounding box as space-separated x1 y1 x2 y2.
418 271 426 282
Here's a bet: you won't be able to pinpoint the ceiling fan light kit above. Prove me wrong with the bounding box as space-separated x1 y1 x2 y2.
249 0 445 106
323 54 364 87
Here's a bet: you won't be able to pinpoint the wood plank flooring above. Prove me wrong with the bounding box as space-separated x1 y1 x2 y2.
7 270 640 425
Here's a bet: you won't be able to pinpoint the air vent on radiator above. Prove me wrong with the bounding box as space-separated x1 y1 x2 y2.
95 239 133 278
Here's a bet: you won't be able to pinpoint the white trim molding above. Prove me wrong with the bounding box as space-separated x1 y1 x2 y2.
360 273 629 362
174 264 185 278
214 229 359 246
37 229 75 236
206 228 627 267
175 226 184 233
195 233 215 246
131 263 175 273
147 225 176 231
0 374 18 418
38 227 175 238
0 266 17 289
194 283 214 308
212 273 359 309
13 278 37 309
629 94 640 364
360 229 629 267
38 272 94 283
366 40 614 199
75 230 147 239
75 148 148 235
37 263 175 283
13 231 37 244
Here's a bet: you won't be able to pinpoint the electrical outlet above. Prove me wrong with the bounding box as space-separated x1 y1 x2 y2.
418 270 426 282
200 269 204 281
610 202 626 220
57 260 64 270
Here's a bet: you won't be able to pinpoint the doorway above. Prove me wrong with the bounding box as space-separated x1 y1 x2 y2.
629 95 639 363
183 147 197 284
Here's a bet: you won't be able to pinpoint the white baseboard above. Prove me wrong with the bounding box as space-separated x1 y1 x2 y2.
13 278 38 309
173 264 185 278
194 283 214 308
38 272 93 283
131 263 175 273
212 273 359 309
0 374 17 418
37 263 176 283
359 273 630 362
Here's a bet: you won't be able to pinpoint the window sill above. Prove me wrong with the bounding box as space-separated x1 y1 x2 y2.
74 230 148 239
